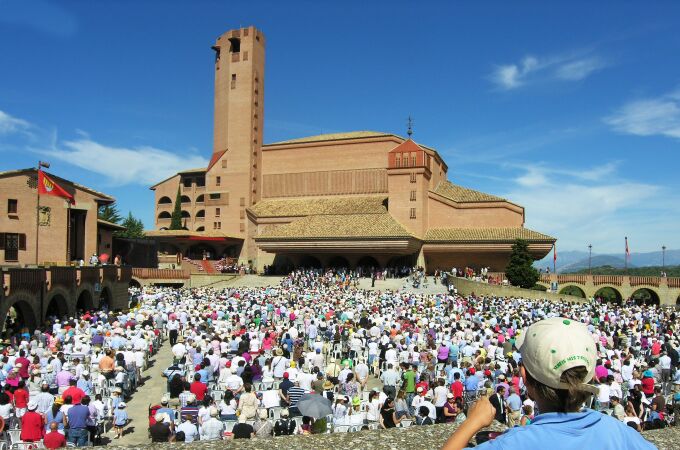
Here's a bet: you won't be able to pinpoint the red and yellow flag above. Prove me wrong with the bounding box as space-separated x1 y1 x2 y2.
38 170 75 204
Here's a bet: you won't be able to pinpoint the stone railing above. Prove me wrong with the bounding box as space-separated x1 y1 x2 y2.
132 268 190 279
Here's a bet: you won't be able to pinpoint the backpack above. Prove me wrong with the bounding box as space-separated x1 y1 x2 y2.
274 418 295 436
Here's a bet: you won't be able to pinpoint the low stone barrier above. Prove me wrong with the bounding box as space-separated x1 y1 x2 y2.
103 422 674 450
452 276 586 303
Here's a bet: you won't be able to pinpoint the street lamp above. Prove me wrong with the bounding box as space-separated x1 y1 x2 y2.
662 245 666 272
588 244 592 275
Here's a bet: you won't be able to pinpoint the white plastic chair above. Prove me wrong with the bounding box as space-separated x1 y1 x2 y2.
333 425 350 433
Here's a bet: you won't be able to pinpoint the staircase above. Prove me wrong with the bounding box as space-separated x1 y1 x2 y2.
200 260 217 274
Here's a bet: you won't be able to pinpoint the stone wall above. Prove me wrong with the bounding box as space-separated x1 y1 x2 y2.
451 276 587 303
103 422 674 450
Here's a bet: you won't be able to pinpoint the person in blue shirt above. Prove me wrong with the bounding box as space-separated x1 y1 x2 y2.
443 317 656 450
113 402 128 439
464 369 479 392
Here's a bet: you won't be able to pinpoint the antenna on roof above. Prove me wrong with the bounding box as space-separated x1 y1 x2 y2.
407 116 414 138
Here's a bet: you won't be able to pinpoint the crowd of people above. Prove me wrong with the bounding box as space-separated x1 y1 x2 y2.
140 268 677 443
0 307 161 447
0 267 677 447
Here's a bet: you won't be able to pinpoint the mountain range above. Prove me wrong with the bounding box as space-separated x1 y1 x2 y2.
533 249 680 274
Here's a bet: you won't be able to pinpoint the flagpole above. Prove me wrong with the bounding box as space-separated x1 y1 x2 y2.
35 161 51 265
66 200 71 264
35 168 40 265
553 244 556 274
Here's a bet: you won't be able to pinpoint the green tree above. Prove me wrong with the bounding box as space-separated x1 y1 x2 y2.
98 203 122 224
506 239 540 289
170 186 183 230
115 212 145 238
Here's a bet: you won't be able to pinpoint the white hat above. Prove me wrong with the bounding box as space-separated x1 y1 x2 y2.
515 317 598 394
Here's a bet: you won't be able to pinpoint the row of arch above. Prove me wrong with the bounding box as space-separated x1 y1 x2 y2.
3 287 112 334
554 284 665 305
158 210 205 220
158 194 206 206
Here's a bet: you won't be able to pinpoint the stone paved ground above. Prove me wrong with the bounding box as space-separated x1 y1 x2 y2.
115 336 174 445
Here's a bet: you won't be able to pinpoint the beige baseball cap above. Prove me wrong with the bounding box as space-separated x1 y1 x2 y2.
515 317 598 394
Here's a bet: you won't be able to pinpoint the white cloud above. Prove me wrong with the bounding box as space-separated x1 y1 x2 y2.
490 53 607 90
555 57 607 81
0 110 30 135
605 92 680 139
36 139 208 186
503 163 668 252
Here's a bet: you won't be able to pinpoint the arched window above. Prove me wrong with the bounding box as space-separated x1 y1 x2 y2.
158 211 171 219
181 210 191 218
180 195 191 203
196 226 205 232
196 209 205 218
158 196 172 205
196 194 205 203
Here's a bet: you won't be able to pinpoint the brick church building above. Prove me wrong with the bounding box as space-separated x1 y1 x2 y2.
149 26 554 272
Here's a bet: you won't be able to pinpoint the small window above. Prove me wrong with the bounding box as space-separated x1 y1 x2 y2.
240 209 245 220
216 176 221 186
395 157 401 168
240 197 245 207
215 208 221 217
222 159 228 169
209 193 221 200
7 199 17 214
412 156 417 166
228 37 241 53
410 190 417 201
231 74 236 89
410 208 416 219
410 173 417 183
217 222 221 229
240 222 245 232
195 177 205 187
183 178 192 188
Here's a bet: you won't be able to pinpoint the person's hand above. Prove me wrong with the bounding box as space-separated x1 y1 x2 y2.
467 396 496 429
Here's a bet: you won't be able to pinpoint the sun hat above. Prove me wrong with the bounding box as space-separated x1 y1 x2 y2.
27 400 38 411
323 380 333 390
515 317 598 394
352 397 361 406
118 402 126 408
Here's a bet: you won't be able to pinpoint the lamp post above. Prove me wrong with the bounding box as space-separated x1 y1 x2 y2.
35 160 50 265
588 244 592 275
662 245 666 272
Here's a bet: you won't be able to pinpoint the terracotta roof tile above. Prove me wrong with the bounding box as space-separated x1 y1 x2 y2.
257 213 414 240
248 196 387 218
433 180 505 203
425 227 555 242
265 131 398 146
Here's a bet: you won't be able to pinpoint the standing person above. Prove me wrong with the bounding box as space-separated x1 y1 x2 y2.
66 399 90 447
113 402 128 439
489 386 507 425
506 388 522 427
442 317 656 450
20 401 44 442
402 364 417 414
167 316 180 347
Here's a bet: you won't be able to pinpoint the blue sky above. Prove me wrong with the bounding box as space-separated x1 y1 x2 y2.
1 0 679 254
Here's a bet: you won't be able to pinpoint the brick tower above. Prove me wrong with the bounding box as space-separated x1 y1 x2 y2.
206 26 265 262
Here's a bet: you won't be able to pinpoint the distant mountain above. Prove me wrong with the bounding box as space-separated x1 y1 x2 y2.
533 249 680 274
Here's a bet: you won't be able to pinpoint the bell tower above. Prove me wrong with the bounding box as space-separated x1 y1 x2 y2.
211 26 265 206
207 26 265 263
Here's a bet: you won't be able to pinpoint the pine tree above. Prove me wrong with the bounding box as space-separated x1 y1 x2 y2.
98 203 122 224
505 239 540 289
170 186 183 230
115 212 145 238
